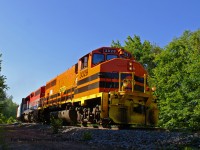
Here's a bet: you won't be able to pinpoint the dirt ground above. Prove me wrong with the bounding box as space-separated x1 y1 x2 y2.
1 123 199 150
0 124 99 150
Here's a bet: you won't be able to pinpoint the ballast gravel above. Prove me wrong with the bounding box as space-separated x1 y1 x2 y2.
4 123 199 150
59 126 200 150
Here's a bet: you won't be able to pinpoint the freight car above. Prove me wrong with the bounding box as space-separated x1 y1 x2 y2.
17 47 158 126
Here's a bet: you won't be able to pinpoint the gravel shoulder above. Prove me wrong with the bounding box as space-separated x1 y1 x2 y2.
0 123 199 150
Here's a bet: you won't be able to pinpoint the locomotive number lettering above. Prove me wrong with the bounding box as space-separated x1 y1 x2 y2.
104 49 116 53
123 52 131 58
80 69 88 78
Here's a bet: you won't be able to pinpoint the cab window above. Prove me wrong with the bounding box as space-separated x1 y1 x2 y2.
120 51 131 59
106 54 118 60
81 56 88 69
92 54 104 65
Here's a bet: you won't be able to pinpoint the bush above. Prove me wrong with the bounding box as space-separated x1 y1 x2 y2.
6 116 16 124
82 131 92 141
50 116 63 134
0 113 6 124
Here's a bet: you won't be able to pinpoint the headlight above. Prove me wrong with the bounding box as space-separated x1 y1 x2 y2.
123 79 128 87
152 87 156 91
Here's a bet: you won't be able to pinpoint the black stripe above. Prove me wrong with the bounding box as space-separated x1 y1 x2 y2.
74 81 144 94
77 72 145 86
99 72 145 84
64 88 75 94
77 73 100 86
75 82 100 94
134 84 144 92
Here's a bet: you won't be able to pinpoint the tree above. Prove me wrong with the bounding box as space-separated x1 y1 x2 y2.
152 30 200 130
1 96 18 119
0 54 8 113
111 35 162 76
0 113 6 123
0 54 17 124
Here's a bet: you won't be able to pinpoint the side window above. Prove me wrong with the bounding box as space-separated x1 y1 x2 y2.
81 56 88 69
75 63 78 74
92 54 104 65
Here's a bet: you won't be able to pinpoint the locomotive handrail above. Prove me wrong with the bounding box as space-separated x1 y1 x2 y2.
144 74 147 93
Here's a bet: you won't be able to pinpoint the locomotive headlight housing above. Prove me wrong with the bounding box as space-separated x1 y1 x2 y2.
152 87 156 92
122 79 128 87
128 61 134 71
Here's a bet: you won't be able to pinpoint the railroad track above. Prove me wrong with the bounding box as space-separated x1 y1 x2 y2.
12 122 166 132
73 123 166 131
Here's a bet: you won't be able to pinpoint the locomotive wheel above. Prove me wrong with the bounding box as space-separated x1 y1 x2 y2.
101 118 112 128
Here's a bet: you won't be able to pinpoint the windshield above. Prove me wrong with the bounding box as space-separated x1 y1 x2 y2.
92 54 104 65
106 54 118 60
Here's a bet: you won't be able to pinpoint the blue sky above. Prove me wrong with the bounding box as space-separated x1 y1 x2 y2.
0 0 199 104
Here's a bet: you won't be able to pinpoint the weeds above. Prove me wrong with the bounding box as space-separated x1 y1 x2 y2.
82 131 92 141
50 116 63 134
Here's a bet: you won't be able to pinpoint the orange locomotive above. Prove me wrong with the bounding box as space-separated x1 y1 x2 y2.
17 47 158 126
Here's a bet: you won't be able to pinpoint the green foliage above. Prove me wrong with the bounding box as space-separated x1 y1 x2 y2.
50 116 63 134
0 113 6 124
82 131 92 141
6 116 17 124
0 97 18 124
111 40 123 48
111 35 162 76
0 54 20 124
1 96 18 119
152 30 200 130
0 54 8 103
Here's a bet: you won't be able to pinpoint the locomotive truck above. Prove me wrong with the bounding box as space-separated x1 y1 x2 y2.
17 47 158 126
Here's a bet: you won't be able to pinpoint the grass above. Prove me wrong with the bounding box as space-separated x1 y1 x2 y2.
82 131 92 141
0 126 8 149
50 117 63 134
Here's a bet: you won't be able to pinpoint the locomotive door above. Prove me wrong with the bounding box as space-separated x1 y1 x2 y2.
79 54 89 79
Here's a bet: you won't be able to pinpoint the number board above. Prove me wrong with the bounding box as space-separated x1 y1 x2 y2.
104 49 117 53
123 52 131 58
